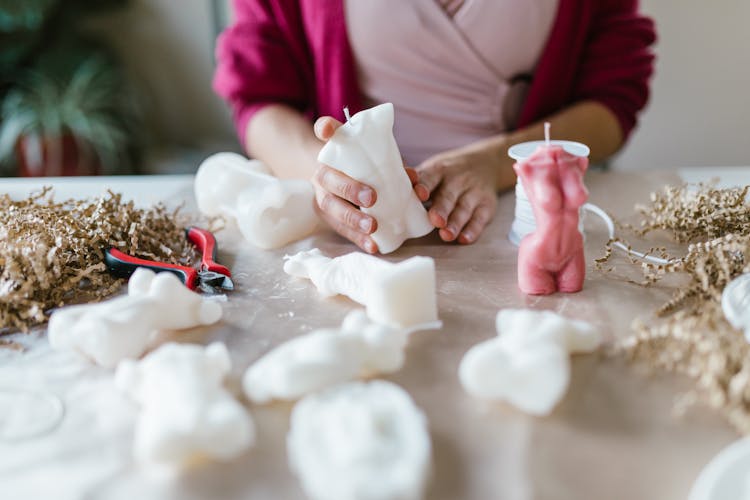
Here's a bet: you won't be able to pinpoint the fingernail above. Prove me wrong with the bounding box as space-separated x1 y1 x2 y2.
359 218 372 232
358 189 374 207
461 231 473 243
446 226 456 238
364 240 377 253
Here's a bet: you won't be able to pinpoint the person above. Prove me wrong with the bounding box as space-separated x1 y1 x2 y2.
213 0 656 254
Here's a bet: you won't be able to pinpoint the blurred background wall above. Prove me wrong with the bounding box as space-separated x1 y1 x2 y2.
89 0 750 173
87 0 239 173
614 0 750 169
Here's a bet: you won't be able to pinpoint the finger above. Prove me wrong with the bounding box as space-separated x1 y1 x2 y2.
414 160 444 195
457 203 494 244
405 167 419 185
316 208 379 254
439 195 475 242
314 165 376 207
313 116 344 141
315 190 378 234
405 167 430 202
428 181 467 228
414 184 430 202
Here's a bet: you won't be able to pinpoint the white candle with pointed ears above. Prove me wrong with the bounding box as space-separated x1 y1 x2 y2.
318 103 434 253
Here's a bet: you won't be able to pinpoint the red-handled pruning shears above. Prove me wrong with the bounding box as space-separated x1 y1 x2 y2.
105 227 234 294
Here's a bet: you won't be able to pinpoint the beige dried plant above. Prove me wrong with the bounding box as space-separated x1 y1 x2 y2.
0 188 195 332
598 182 750 433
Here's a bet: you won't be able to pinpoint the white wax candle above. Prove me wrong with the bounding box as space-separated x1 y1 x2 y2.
283 248 440 329
242 310 408 404
116 342 255 466
195 152 319 249
459 309 601 415
318 103 433 254
287 380 431 500
48 269 222 368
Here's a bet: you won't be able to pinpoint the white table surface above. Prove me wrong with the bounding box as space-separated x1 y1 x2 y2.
0 167 748 500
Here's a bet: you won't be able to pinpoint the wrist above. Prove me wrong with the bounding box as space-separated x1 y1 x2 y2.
466 135 516 192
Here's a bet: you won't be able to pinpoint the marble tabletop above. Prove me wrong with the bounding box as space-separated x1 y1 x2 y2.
0 167 748 500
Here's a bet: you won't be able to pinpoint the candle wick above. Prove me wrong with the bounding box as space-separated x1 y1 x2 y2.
544 122 551 146
343 107 351 122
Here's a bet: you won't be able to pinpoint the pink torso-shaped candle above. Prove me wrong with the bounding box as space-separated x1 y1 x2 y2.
513 146 589 295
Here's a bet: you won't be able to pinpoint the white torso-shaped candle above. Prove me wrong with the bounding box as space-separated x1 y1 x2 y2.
318 103 434 254
195 152 319 249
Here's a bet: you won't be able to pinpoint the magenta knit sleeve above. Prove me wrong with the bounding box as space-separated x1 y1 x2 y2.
212 0 311 150
572 0 657 140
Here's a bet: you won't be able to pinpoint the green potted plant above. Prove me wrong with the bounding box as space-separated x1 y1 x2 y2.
0 54 139 176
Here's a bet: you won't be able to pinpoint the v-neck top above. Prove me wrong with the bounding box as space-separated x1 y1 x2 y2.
345 0 559 166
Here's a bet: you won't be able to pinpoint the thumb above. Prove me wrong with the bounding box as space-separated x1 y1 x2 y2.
314 116 344 141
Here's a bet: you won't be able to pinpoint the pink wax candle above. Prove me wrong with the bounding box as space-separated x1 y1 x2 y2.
508 125 590 295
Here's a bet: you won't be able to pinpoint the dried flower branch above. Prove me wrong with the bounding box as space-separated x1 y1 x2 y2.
0 188 196 332
599 182 750 433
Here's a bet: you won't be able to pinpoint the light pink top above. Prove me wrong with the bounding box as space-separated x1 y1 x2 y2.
345 0 559 166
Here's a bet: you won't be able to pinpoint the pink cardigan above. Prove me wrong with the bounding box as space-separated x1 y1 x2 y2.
214 0 656 152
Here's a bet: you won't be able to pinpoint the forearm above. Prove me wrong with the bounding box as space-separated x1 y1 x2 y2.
245 104 323 180
507 100 624 164
466 100 624 192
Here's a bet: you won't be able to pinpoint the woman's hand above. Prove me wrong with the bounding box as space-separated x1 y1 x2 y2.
415 143 511 245
312 117 422 254
312 117 380 253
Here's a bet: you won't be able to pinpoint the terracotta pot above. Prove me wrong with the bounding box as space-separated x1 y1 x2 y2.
15 134 100 177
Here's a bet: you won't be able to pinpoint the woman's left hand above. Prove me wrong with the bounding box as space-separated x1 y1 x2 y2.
415 144 510 244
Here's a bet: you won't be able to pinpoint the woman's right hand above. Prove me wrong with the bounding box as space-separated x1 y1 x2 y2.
312 117 379 254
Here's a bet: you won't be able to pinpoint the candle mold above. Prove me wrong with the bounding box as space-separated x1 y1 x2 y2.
459 309 600 415
283 248 439 329
243 310 407 404
318 103 433 254
115 342 255 466
195 152 319 249
287 380 431 500
48 268 222 368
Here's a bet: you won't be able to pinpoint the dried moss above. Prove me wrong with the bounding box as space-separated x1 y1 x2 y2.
0 187 195 332
598 182 750 433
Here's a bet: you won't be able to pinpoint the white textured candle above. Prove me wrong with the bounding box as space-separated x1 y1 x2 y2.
287 380 431 500
48 269 222 368
195 152 319 249
243 310 408 404
459 309 601 415
318 103 433 253
115 342 255 466
283 248 440 329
